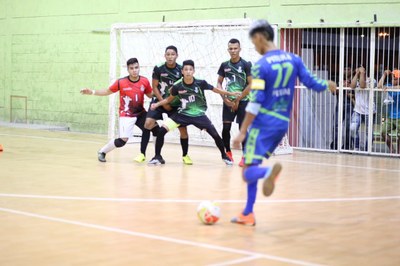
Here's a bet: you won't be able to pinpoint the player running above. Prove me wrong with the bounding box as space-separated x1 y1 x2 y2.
217 38 252 166
150 60 241 165
80 58 155 162
145 46 193 165
231 20 337 226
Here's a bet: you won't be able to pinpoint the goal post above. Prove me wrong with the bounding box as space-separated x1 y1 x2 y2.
108 19 292 154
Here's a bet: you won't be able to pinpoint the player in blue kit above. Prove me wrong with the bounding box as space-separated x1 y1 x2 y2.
231 20 337 226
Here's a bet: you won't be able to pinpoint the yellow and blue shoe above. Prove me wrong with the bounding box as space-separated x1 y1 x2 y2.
230 212 256 226
182 155 193 165
134 153 146 163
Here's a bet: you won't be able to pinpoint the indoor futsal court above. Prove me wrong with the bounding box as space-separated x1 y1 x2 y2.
1 1 400 266
0 127 399 265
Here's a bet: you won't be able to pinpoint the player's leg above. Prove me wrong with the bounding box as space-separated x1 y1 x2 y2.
98 117 135 162
222 103 235 162
194 116 232 165
231 127 286 226
149 115 181 165
145 106 163 141
178 126 192 165
134 112 151 162
236 101 248 166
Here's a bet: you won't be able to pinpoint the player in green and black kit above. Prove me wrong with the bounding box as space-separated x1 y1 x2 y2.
217 39 252 167
144 46 192 165
150 60 240 165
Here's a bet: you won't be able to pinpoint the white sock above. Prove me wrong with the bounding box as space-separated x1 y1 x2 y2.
99 139 116 154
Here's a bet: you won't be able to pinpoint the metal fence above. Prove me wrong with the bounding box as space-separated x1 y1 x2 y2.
281 26 400 157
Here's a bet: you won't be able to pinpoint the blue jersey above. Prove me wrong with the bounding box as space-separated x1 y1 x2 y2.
250 50 328 128
388 91 400 119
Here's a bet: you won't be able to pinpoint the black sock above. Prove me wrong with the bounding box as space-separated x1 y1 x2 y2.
140 129 150 155
151 125 160 137
155 127 168 157
222 123 232 152
180 138 189 157
207 126 226 157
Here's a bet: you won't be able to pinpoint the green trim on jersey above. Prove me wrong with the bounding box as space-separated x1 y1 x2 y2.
171 78 213 117
218 58 252 101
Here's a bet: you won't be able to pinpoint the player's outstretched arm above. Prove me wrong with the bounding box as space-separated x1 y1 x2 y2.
80 88 113 96
212 87 241 98
150 95 174 110
296 56 336 94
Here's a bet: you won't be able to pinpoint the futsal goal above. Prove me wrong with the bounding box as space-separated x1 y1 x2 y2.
108 19 293 155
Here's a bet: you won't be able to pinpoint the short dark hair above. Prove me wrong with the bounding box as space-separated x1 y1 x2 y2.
182 60 195 68
228 38 240 46
127 58 139 66
165 45 178 54
249 20 274 42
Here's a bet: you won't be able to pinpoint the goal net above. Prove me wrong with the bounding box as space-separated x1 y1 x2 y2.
109 19 292 154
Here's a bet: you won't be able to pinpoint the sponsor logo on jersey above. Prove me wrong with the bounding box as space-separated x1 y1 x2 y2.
161 73 169 77
122 87 132 91
178 90 188 94
224 68 231 72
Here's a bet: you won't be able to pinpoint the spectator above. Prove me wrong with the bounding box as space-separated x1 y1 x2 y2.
330 66 354 150
350 66 376 151
378 69 400 153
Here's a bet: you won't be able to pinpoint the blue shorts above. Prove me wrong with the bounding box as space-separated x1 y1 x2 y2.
244 126 287 165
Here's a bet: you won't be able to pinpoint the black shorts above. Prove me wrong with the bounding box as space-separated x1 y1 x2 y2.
169 113 214 131
146 98 178 120
222 101 248 125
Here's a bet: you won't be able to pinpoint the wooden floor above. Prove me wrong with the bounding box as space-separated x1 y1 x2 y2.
0 127 399 266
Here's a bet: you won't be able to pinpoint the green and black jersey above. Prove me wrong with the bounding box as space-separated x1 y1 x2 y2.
152 62 182 107
170 78 214 117
217 58 252 101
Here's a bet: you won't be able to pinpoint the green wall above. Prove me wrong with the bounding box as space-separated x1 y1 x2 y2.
0 0 398 133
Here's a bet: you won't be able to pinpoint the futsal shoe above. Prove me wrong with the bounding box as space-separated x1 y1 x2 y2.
97 152 106 162
263 163 282 197
222 154 233 166
230 212 256 226
148 156 165 165
238 157 245 167
134 153 146 163
226 151 234 162
182 155 193 165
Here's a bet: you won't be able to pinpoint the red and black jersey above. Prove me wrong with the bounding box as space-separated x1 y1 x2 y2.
109 76 152 117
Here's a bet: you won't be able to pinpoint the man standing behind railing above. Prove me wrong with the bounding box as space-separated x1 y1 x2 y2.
378 69 400 154
350 66 376 151
330 66 354 150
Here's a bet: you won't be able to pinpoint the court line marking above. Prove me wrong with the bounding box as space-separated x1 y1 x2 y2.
1 193 399 203
0 207 324 266
0 133 104 145
208 255 262 266
1 132 399 173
